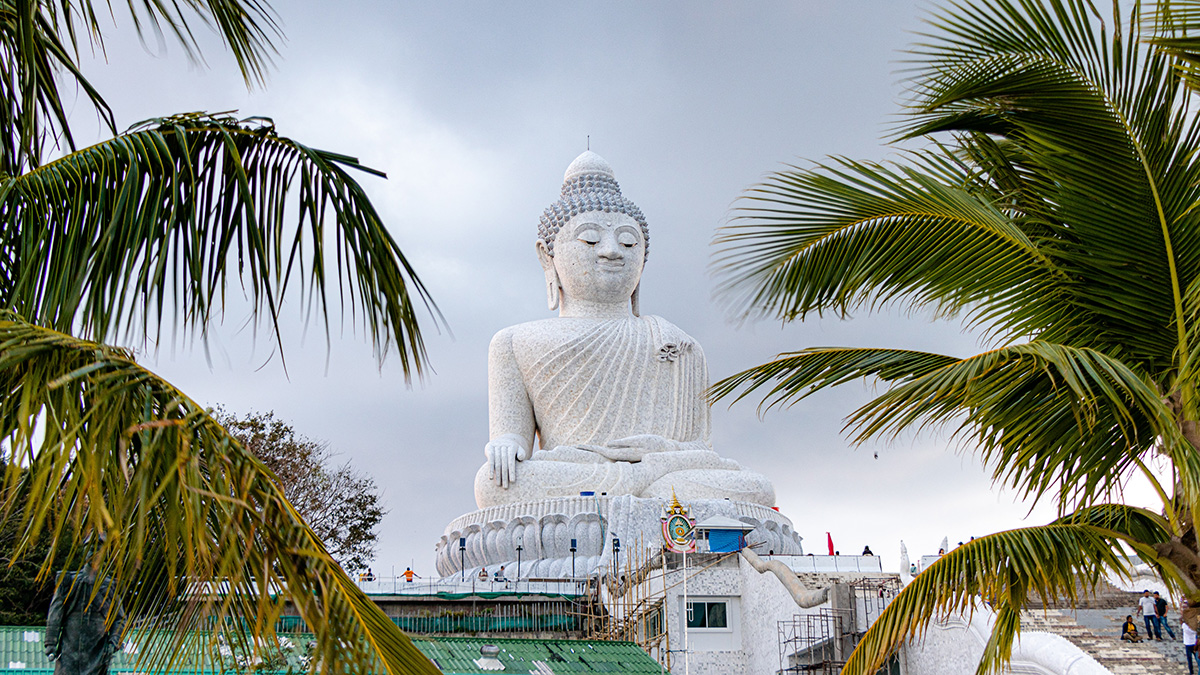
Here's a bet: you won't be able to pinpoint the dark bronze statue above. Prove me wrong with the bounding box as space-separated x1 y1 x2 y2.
44 569 125 675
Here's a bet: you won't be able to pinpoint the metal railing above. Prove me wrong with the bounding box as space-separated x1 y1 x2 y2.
351 576 589 597
762 555 884 574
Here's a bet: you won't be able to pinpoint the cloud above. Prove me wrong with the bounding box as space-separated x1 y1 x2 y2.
63 0 1127 578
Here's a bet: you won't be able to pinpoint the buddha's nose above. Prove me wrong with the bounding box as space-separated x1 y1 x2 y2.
596 234 622 259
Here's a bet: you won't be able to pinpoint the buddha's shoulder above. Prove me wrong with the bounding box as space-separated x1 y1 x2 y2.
491 318 594 352
490 315 701 354
486 319 560 358
641 314 698 345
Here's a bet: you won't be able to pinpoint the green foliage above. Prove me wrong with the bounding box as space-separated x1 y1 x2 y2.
217 410 387 573
2 112 433 377
0 0 441 673
0 559 50 626
0 313 438 674
711 0 1200 672
0 0 279 173
0 472 54 626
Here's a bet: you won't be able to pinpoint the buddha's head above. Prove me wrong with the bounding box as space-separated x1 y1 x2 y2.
537 152 649 314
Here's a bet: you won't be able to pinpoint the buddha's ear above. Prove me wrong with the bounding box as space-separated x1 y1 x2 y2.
536 240 554 271
631 283 641 317
536 240 561 311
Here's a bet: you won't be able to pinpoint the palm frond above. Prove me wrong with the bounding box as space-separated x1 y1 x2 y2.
713 153 1065 338
0 0 114 173
1149 0 1200 91
0 0 281 171
842 520 1158 675
713 2 1200 673
709 346 959 411
1052 504 1173 556
718 0 1200 376
714 343 1175 506
903 0 1200 372
857 342 1179 506
0 311 439 675
33 0 280 85
0 112 439 380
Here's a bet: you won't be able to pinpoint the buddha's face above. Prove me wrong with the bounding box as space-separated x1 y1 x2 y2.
547 211 645 306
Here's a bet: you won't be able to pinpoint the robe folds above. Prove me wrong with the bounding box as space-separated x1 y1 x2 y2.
513 315 711 451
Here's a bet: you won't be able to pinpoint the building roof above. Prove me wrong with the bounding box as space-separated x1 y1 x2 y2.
694 514 754 530
412 636 665 674
0 627 664 675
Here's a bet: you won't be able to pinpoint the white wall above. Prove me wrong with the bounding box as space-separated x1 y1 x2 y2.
738 554 825 675
662 566 746 675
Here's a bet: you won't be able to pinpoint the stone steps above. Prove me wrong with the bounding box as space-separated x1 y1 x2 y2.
1022 588 1190 672
1025 579 1145 610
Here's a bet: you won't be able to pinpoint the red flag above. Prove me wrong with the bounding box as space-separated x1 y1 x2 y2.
827 532 835 555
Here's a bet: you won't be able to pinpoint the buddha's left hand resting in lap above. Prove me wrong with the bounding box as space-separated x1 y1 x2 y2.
473 152 775 509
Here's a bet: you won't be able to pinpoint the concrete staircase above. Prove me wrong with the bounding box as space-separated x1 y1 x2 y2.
1020 580 1189 674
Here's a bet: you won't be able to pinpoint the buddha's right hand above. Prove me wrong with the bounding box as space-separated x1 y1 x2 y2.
486 434 528 488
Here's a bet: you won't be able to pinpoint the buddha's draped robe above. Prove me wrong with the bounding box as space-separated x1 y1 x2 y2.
514 315 710 451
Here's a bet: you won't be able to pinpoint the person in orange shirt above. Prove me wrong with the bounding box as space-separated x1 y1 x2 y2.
403 567 420 583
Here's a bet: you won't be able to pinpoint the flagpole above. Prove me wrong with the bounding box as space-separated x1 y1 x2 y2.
683 547 689 675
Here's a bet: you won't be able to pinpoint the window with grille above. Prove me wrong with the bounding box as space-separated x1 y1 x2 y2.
686 601 728 629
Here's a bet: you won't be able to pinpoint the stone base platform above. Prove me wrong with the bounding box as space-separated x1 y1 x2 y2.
435 494 803 579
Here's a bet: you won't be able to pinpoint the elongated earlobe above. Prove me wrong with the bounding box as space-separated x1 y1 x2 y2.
631 283 641 317
535 240 560 312
546 268 561 311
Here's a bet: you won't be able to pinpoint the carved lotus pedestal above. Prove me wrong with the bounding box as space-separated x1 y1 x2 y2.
435 495 802 579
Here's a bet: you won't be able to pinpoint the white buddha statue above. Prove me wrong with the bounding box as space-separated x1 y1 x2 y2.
473 151 775 509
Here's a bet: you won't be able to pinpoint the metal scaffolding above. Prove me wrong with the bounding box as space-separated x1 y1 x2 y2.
777 576 902 675
582 534 674 671
777 608 855 674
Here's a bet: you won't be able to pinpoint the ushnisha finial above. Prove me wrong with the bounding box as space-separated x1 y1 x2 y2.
563 150 614 183
538 151 650 259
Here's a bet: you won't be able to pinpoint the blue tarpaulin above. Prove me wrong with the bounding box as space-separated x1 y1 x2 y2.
708 529 744 553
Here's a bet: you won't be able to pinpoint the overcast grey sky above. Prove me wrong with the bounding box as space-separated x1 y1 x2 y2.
66 0 1145 574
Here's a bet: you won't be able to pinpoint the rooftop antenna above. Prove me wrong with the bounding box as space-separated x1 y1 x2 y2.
587 135 590 151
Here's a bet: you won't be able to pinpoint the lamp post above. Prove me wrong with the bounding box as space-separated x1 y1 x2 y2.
515 544 523 583
612 536 621 577
570 538 577 579
612 536 622 622
459 537 466 582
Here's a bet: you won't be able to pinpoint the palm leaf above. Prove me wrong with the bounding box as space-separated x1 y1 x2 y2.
0 0 280 171
713 2 1200 673
1149 0 1200 91
717 0 1200 377
841 518 1165 675
713 153 1064 339
902 0 1200 374
709 346 960 411
0 112 439 379
32 0 280 85
1054 503 1174 554
0 0 114 174
713 342 1178 507
0 311 440 675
